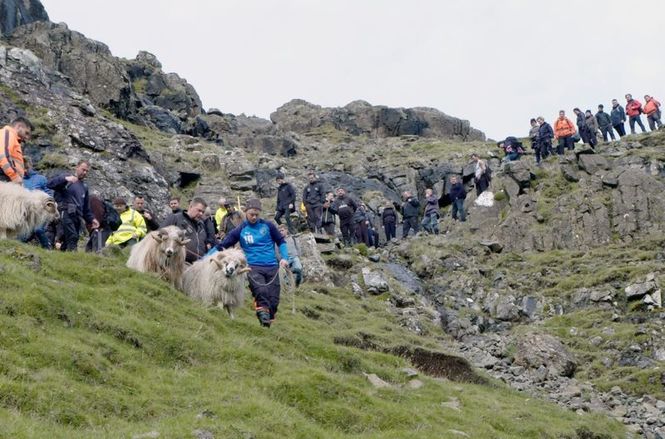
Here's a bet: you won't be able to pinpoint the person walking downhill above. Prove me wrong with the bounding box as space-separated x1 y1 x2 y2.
381 201 397 242
449 175 466 222
421 188 440 234
610 99 627 137
332 187 357 246
625 94 647 134
554 110 576 155
529 118 543 165
274 173 296 233
471 153 491 196
321 192 337 237
537 116 554 160
217 199 289 328
644 95 663 131
401 191 420 239
302 171 325 233
596 105 615 142
584 110 599 149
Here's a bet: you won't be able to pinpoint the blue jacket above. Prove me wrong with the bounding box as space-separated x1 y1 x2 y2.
217 219 288 267
47 173 94 223
538 122 554 141
449 182 466 201
611 104 626 125
23 170 52 195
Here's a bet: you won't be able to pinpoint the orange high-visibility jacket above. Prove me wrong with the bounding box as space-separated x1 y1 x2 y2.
644 98 661 116
554 117 576 138
0 125 25 182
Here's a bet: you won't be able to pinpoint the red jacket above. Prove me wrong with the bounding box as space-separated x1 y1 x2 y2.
644 98 661 116
626 99 643 117
0 125 24 182
554 117 576 138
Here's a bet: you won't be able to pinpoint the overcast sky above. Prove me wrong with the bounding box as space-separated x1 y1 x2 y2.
42 0 664 140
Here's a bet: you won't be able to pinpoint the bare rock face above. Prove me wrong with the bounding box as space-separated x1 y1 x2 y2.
270 99 485 141
513 333 577 378
0 0 48 37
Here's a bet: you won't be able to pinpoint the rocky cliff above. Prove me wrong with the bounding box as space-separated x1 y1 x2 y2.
0 0 47 36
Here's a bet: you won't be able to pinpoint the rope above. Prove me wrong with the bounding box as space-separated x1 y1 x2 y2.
247 268 281 288
279 266 297 314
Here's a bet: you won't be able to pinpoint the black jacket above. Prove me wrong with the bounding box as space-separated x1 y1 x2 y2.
352 206 368 224
538 122 554 141
276 182 296 210
137 208 160 231
321 205 336 225
47 174 94 223
303 180 326 207
596 111 612 128
382 207 397 225
332 195 358 222
449 183 466 201
401 197 420 219
161 211 207 263
203 217 217 248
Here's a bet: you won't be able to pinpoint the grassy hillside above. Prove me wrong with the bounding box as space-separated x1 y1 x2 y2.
0 241 625 438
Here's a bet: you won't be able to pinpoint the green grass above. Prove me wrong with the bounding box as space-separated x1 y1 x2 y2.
0 241 625 438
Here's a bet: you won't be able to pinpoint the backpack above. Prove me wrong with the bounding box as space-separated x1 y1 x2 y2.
102 200 122 231
485 164 493 182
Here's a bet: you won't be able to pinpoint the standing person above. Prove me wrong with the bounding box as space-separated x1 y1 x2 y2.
332 187 358 246
554 110 576 155
352 203 370 246
168 196 182 214
302 171 325 233
133 196 159 231
449 175 467 222
528 118 540 162
214 197 230 234
274 172 296 233
321 192 337 237
625 94 647 134
644 95 663 131
106 197 147 248
610 99 627 137
381 201 397 242
0 117 33 183
401 191 420 239
596 105 615 142
85 195 115 253
573 108 591 146
421 188 440 234
202 207 218 251
471 153 491 196
277 224 303 287
216 199 289 328
584 110 599 148
21 157 52 248
161 197 207 263
47 160 99 251
537 116 554 160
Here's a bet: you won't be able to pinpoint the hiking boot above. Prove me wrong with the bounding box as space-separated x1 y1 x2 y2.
256 309 271 328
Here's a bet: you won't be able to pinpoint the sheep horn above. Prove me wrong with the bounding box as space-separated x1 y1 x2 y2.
238 267 252 274
152 233 165 243
179 238 191 245
211 258 224 269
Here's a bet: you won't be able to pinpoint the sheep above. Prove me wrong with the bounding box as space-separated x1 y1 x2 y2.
126 225 190 287
181 248 251 318
0 182 58 240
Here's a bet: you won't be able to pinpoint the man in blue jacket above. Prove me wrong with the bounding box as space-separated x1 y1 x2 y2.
47 160 99 251
22 157 53 248
217 198 289 328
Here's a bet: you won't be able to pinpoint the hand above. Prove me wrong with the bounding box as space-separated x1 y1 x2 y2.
143 212 152 220
288 203 293 209
91 219 100 229
65 175 78 184
279 259 289 270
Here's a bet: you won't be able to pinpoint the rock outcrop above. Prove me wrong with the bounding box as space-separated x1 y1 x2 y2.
0 0 48 36
270 99 486 141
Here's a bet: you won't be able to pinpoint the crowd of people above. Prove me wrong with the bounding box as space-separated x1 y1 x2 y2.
498 93 663 165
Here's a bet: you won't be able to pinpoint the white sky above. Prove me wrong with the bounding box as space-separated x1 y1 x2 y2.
41 0 664 140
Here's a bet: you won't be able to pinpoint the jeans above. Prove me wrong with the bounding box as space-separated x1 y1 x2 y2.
613 123 626 137
20 225 51 249
274 208 295 233
599 126 615 142
647 112 663 131
421 212 439 234
451 199 466 222
629 115 647 134
289 257 303 286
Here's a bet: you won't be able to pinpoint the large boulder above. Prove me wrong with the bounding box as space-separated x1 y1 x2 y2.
0 0 48 37
513 333 577 378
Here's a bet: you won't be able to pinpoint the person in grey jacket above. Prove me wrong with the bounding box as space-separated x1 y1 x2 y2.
596 104 615 142
401 191 420 239
610 99 626 137
584 110 599 149
421 188 440 234
278 224 302 286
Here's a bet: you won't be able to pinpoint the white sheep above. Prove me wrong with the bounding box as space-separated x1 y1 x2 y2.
126 226 190 287
181 248 251 318
0 182 58 240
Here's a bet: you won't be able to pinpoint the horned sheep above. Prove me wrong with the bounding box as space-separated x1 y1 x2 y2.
0 182 58 240
126 226 189 287
181 248 251 318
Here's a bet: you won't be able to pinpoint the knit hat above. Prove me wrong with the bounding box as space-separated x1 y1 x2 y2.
275 172 285 180
246 198 262 211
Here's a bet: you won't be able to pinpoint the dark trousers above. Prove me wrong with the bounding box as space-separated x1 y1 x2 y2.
452 199 466 222
402 217 419 239
475 174 490 196
304 204 322 232
340 220 354 245
384 222 396 241
322 222 335 236
599 126 615 142
85 228 112 252
248 265 281 320
354 221 369 246
537 140 552 162
61 211 82 252
274 208 294 233
557 136 574 155
369 228 380 248
629 115 646 134
21 225 51 249
613 123 626 137
647 113 663 131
